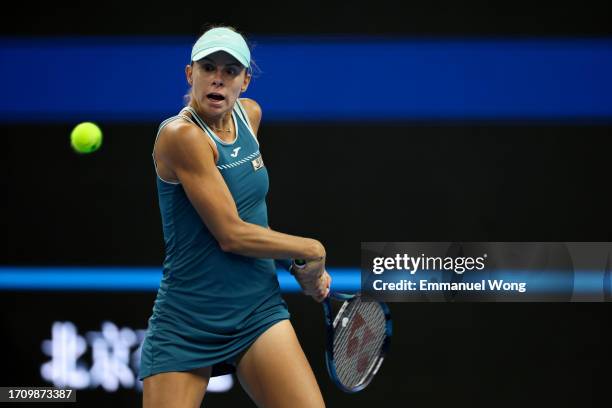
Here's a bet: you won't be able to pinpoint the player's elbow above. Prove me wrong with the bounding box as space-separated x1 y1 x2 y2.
216 222 246 253
218 236 239 253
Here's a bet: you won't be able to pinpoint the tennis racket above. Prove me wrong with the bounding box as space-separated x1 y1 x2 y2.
277 259 392 392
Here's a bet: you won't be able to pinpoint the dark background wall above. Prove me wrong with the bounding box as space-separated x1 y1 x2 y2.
2 1 611 36
1 1 610 407
2 123 612 265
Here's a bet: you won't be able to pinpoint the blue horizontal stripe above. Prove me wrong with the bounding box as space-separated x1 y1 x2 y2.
0 267 608 297
0 266 360 292
1 37 611 122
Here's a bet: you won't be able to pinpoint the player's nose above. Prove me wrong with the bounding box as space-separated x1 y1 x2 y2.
212 68 224 86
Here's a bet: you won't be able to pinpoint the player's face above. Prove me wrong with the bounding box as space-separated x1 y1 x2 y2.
186 51 251 116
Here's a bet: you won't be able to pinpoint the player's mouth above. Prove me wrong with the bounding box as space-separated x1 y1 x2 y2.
207 93 225 104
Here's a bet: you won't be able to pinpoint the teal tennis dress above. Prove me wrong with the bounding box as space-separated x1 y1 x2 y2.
139 100 290 379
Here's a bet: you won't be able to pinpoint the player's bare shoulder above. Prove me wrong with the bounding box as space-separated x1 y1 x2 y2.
239 98 263 136
156 117 218 168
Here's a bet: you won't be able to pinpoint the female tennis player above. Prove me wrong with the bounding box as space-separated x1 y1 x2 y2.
139 26 331 407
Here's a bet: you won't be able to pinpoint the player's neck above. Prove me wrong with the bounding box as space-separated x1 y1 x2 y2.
190 105 233 133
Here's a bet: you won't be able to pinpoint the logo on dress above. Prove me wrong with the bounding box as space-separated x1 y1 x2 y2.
230 147 241 158
251 156 264 171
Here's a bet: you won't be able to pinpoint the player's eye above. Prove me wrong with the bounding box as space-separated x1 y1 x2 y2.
226 67 238 75
203 63 215 72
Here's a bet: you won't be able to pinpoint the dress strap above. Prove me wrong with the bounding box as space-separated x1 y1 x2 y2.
234 99 259 146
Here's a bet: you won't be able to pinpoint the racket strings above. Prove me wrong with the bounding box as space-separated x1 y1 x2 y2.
332 298 386 389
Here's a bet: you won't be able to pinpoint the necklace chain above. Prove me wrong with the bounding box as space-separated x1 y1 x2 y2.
209 120 232 132
210 125 231 132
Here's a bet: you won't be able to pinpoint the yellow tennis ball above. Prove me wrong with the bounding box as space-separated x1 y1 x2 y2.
70 122 103 154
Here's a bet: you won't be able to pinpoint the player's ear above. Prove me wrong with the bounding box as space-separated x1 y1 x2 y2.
241 71 251 93
185 64 193 86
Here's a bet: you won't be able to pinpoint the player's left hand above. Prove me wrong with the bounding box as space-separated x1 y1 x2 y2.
314 271 332 302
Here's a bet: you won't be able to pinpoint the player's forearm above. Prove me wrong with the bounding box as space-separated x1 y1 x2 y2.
218 221 325 260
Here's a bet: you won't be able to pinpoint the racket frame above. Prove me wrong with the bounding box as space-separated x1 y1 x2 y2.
322 292 392 393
